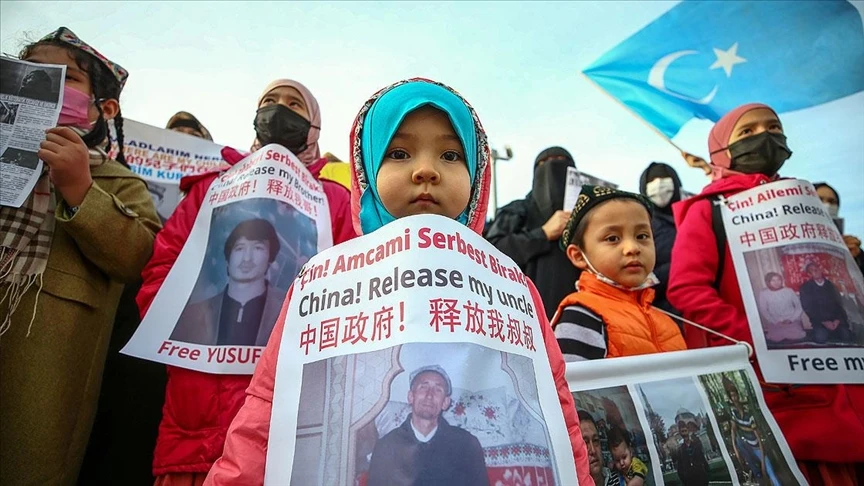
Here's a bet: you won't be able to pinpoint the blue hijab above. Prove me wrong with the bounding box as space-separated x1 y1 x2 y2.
359 81 478 234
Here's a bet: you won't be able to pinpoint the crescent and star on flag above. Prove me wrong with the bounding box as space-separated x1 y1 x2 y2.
648 43 747 105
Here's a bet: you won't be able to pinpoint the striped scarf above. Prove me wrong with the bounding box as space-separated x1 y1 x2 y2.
0 142 107 335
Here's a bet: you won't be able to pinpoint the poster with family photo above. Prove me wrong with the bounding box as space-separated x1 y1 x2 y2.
265 215 580 486
122 144 333 374
292 343 559 486
1 56 65 207
567 345 806 486
721 178 864 384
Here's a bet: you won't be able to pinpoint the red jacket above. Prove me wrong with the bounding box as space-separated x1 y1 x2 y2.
668 173 864 464
136 147 356 475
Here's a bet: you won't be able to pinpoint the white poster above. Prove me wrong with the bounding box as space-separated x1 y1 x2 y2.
563 168 620 212
563 167 582 212
0 57 65 207
122 144 333 374
109 119 227 221
721 179 864 384
567 346 806 486
265 215 577 486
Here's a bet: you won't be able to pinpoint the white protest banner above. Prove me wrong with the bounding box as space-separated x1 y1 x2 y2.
563 167 582 212
121 144 332 374
563 169 620 213
721 179 864 384
567 346 806 485
109 119 227 221
265 214 577 486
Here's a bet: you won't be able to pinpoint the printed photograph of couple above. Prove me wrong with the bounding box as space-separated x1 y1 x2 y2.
291 342 559 486
744 242 864 350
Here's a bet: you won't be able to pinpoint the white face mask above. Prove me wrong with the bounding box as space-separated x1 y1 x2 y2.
646 177 675 208
822 202 839 218
581 253 659 292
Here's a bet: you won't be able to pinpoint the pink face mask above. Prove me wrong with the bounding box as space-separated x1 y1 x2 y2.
58 85 94 129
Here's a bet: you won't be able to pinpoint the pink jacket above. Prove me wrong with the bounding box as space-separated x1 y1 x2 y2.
205 79 592 485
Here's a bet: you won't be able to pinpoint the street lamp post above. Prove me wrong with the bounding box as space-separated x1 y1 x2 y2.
490 145 513 219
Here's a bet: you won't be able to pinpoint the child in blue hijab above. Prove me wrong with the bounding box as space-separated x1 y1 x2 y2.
205 79 592 485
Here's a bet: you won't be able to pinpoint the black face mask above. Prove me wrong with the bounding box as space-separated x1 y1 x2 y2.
253 104 315 154
727 131 792 177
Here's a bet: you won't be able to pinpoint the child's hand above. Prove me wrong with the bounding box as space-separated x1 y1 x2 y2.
38 127 93 206
542 210 570 241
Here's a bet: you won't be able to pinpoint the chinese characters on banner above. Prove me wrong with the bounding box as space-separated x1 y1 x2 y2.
121 144 333 374
108 119 227 221
722 179 864 384
265 215 578 486
566 346 806 485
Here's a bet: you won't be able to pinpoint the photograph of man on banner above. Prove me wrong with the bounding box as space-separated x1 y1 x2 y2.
291 343 560 486
171 198 317 346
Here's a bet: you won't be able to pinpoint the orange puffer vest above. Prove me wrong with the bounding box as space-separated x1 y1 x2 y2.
552 272 686 357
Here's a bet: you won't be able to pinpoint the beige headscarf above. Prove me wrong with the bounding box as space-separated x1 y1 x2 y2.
250 79 321 166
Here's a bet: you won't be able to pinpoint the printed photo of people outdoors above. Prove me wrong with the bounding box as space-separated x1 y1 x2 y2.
699 371 800 486
744 243 864 349
292 342 559 486
572 386 654 486
637 378 733 486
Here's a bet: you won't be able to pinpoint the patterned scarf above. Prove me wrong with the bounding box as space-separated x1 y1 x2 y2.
0 140 107 335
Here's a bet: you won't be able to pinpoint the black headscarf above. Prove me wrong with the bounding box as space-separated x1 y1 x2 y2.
530 147 575 219
639 162 682 214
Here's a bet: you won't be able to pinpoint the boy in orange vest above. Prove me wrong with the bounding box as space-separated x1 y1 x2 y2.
552 185 685 360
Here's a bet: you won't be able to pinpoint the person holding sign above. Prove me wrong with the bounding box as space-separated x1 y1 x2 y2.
0 28 160 485
552 185 686 361
136 79 354 485
205 78 592 485
366 365 488 486
485 147 582 320
667 103 864 484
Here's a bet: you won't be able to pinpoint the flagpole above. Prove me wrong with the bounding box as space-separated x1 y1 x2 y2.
580 72 687 152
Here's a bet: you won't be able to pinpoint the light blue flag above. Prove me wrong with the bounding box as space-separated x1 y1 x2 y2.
583 0 864 138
